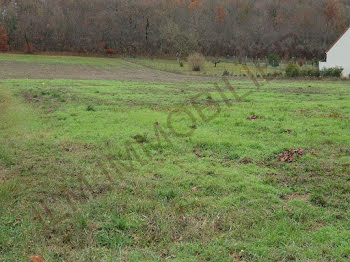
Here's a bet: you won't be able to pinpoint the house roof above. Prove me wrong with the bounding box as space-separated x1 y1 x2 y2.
326 26 350 54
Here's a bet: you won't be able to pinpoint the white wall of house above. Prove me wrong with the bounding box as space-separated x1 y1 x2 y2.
319 27 350 77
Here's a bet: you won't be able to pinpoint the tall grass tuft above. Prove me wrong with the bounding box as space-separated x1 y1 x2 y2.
188 53 205 71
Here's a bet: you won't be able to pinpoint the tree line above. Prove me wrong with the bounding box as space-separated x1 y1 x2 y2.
0 0 349 59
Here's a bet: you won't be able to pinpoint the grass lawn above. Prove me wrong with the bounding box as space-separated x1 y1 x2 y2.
0 55 350 261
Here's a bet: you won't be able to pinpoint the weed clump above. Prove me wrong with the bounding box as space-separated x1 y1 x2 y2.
188 52 205 71
86 105 96 111
310 193 327 207
133 133 149 143
222 69 230 76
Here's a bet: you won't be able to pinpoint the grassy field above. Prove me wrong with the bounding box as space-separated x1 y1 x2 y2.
0 54 125 68
127 57 281 77
128 57 316 78
1 54 350 261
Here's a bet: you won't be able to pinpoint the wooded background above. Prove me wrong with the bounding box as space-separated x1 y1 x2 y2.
0 0 349 58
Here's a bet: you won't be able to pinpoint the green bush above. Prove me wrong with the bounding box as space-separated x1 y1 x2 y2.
86 105 96 111
179 61 184 67
320 67 343 78
267 72 283 78
285 64 300 77
268 53 280 67
300 68 320 77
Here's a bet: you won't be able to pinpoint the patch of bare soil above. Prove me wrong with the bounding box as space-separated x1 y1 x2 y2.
275 149 317 163
281 193 310 202
0 167 11 182
239 157 253 164
0 60 216 84
247 115 260 121
328 112 344 119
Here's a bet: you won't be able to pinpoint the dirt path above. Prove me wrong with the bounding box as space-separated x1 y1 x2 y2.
0 59 217 84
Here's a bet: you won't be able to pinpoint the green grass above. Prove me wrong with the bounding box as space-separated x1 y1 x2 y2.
0 53 124 68
0 55 350 261
129 57 316 77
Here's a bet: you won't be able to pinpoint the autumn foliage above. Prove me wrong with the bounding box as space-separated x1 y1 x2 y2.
0 26 9 52
105 48 116 55
188 0 203 10
324 0 347 33
0 0 348 58
324 0 342 23
215 7 227 24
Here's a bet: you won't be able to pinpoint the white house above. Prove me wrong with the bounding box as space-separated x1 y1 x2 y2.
319 26 350 77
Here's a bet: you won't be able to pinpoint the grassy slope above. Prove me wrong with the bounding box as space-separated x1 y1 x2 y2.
0 55 350 261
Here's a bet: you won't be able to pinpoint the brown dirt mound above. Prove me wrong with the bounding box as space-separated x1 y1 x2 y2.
275 149 315 163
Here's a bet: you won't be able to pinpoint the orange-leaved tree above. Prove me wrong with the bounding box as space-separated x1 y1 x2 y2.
0 26 9 52
216 6 227 24
324 0 347 33
188 0 203 10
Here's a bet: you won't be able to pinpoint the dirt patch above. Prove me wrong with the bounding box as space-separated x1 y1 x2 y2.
275 149 317 163
328 112 344 119
0 167 11 182
193 150 205 158
60 141 97 153
239 157 254 164
281 193 310 202
247 115 260 121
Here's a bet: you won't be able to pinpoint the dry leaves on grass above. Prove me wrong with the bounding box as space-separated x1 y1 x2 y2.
179 206 184 214
231 250 245 261
160 253 176 260
30 255 43 262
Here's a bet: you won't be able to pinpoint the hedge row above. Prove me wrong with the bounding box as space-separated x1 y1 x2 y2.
285 64 344 78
